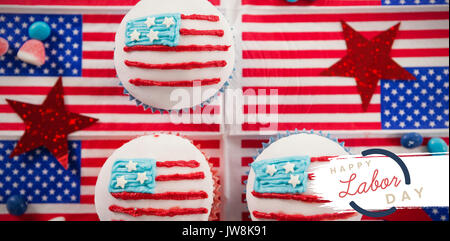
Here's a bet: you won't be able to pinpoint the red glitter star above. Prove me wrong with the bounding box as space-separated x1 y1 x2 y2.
321 21 416 111
6 77 98 169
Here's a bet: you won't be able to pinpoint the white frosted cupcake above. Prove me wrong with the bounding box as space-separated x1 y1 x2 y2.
246 131 362 221
95 134 219 221
114 0 235 111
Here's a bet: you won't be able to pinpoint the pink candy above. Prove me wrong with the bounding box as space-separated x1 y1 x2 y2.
0 37 9 57
17 39 46 67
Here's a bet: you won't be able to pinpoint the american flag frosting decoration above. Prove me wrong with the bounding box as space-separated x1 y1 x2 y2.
122 12 229 88
107 158 209 218
125 14 182 47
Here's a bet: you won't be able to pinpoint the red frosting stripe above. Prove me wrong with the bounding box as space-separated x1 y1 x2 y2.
310 156 337 162
124 60 227 70
110 191 208 200
180 28 224 37
251 191 330 203
109 205 209 217
252 211 357 221
155 172 205 181
181 14 220 22
129 78 221 87
156 160 201 168
123 45 231 52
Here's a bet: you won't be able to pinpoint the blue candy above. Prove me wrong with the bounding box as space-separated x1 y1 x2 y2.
401 132 423 149
6 195 28 216
28 21 51 41
427 138 449 154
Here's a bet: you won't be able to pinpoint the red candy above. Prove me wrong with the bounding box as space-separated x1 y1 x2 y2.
0 37 9 57
17 39 46 66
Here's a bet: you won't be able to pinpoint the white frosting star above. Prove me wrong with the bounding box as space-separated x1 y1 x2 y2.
265 164 277 176
129 29 141 42
125 160 137 172
136 172 149 184
147 29 159 42
288 174 301 188
144 17 156 28
162 17 175 28
283 162 295 174
115 176 128 189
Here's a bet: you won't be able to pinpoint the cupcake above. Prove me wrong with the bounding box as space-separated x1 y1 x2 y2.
114 0 235 111
95 134 219 221
246 131 362 221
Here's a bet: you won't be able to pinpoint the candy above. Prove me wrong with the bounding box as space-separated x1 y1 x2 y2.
17 39 46 67
0 37 9 57
28 21 51 41
400 132 423 149
427 138 449 154
6 195 28 216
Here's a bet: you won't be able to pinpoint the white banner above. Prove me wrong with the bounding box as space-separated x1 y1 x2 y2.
310 152 449 214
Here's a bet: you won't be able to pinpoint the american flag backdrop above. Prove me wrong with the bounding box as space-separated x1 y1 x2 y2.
0 0 449 221
235 0 449 134
0 137 221 221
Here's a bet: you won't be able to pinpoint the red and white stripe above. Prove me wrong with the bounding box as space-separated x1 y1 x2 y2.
0 138 221 221
234 135 449 221
237 5 449 134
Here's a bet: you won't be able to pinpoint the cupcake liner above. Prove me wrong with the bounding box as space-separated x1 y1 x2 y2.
119 77 231 114
252 129 352 162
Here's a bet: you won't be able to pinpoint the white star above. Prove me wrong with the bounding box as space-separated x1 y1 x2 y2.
129 29 141 42
283 162 295 174
288 174 301 188
125 160 137 172
136 172 149 184
115 176 127 189
147 29 159 42
162 17 175 28
265 165 277 176
144 17 156 28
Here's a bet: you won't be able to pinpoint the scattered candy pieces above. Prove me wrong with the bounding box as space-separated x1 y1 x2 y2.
6 195 28 216
28 21 51 41
17 39 46 67
427 137 449 154
401 132 423 149
0 37 9 57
